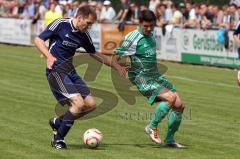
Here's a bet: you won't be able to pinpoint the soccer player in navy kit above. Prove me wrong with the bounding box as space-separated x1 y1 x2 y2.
34 5 126 149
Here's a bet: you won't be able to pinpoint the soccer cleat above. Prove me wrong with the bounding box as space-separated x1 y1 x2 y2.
145 126 162 144
51 139 67 149
164 142 186 148
49 117 58 135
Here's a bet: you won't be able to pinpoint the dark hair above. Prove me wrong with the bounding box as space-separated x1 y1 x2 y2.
76 5 97 20
138 10 156 23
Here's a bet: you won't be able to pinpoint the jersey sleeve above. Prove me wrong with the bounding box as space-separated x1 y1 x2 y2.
38 19 62 41
115 30 142 57
82 31 96 54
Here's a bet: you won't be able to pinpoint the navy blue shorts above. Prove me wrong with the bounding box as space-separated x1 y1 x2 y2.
46 68 91 106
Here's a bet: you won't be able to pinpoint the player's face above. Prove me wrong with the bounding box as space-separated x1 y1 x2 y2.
140 21 155 36
77 15 95 32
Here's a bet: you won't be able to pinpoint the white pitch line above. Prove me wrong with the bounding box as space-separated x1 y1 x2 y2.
168 75 237 88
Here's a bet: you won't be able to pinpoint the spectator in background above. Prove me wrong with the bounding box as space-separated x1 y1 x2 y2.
68 1 79 17
200 4 214 30
219 5 231 29
99 0 116 22
230 0 240 7
44 3 62 25
140 4 148 11
115 0 130 22
95 1 103 21
163 0 173 22
149 0 160 12
179 2 188 23
155 3 169 27
129 2 139 23
212 5 224 27
169 3 182 25
229 3 239 28
0 0 2 16
183 2 198 28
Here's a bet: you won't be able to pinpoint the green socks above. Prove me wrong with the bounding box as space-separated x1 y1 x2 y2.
149 102 170 129
165 110 182 143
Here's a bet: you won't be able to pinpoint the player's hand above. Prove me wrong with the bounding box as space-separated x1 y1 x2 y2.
46 55 57 69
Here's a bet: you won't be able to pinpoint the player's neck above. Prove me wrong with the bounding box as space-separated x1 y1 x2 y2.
72 18 79 31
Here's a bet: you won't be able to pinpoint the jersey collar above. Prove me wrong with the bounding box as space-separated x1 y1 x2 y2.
69 19 79 32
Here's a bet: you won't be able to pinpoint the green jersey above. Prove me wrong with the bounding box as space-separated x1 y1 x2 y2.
115 28 176 105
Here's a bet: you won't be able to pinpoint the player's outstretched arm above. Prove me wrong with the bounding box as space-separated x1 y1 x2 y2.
90 52 127 77
34 37 57 69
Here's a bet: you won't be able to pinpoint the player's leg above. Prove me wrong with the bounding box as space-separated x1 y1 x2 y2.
164 92 185 148
146 88 176 144
47 71 86 149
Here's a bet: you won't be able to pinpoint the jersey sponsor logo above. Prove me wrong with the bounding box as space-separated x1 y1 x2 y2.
62 40 78 48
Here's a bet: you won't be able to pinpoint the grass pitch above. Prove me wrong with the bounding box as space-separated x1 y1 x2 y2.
0 44 239 159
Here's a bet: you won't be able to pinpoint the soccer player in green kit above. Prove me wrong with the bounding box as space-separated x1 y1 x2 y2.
115 10 185 148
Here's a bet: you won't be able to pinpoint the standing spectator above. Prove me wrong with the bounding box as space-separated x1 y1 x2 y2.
169 3 182 25
183 2 198 28
99 0 116 22
140 4 148 11
229 4 239 28
95 1 103 21
129 2 139 23
115 0 130 22
200 4 214 30
212 5 224 27
149 0 160 12
44 3 62 25
68 1 79 18
155 3 168 27
230 0 240 7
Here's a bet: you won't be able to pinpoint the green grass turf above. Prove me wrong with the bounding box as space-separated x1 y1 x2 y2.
0 44 239 159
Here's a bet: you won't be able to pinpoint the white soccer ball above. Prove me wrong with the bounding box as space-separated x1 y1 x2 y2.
83 128 103 148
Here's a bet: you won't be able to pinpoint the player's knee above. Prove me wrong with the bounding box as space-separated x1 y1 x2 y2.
84 97 96 109
167 93 177 106
70 96 84 113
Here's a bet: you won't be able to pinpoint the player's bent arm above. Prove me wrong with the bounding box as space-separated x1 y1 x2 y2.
34 37 52 59
34 37 56 69
90 52 127 77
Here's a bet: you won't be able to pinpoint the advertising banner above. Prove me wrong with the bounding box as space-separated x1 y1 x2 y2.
0 18 31 45
101 23 137 54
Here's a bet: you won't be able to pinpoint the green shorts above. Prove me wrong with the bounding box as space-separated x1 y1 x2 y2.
130 75 176 105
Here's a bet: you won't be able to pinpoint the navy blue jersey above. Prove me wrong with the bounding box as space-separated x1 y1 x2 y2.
38 18 96 66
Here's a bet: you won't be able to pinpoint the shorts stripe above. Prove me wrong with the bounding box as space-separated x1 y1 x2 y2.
52 72 68 94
